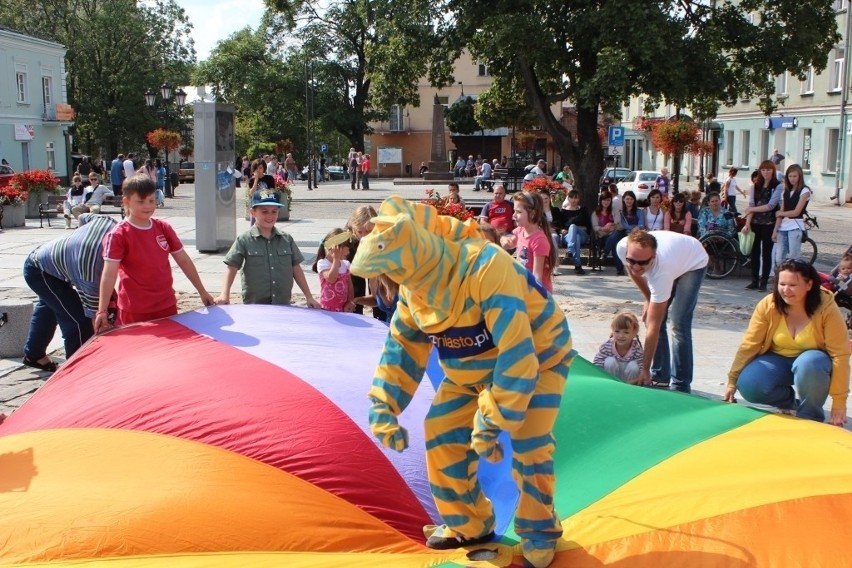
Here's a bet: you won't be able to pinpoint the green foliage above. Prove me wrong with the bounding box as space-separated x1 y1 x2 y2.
474 75 539 130
443 0 840 204
444 97 481 135
247 142 279 159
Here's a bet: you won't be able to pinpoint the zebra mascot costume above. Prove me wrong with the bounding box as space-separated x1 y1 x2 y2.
351 195 574 568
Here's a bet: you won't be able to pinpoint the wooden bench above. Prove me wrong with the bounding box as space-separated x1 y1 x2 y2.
39 194 125 228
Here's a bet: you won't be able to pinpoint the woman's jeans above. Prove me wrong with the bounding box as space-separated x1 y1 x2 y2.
23 256 94 360
726 195 737 214
773 228 803 269
736 350 831 422
602 230 624 272
562 225 588 267
651 266 706 392
750 224 774 281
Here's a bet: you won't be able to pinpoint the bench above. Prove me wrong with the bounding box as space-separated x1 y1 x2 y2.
39 194 125 228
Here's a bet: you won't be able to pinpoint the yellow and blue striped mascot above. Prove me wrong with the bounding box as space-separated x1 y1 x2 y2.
351 196 574 568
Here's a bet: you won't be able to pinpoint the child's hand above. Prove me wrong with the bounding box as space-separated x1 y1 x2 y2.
306 297 321 309
93 312 112 334
200 292 216 306
214 293 230 305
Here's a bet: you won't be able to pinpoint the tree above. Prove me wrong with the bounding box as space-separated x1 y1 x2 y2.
444 0 840 204
262 0 453 152
444 96 481 135
0 0 195 158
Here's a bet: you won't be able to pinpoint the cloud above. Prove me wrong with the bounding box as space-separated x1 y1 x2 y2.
176 0 266 61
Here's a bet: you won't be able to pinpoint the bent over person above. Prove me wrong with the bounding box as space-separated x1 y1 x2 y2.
351 196 574 568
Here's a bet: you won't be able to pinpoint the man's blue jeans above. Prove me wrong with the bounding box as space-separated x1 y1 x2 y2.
23 256 93 360
602 231 624 272
562 225 588 267
474 175 490 190
651 266 706 392
736 350 831 422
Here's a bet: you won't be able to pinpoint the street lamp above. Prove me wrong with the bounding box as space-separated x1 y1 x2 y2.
144 82 187 198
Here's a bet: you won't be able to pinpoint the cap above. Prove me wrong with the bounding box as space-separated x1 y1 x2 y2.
251 189 284 208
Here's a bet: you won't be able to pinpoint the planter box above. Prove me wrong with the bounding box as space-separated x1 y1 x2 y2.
1 204 25 228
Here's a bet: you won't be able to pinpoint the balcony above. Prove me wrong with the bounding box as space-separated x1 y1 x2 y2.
42 103 75 123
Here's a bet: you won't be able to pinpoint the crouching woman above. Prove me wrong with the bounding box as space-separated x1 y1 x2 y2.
725 259 850 426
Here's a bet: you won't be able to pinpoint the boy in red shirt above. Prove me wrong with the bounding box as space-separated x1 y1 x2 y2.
94 174 214 332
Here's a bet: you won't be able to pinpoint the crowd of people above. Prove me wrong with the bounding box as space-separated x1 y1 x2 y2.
8 156 849 568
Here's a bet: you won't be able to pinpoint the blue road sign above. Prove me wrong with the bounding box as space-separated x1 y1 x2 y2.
608 126 625 147
320 143 329 153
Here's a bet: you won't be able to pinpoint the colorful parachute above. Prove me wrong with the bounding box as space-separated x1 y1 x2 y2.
0 305 850 567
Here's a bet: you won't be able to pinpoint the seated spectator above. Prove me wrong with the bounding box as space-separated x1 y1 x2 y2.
664 192 693 235
725 259 850 426
453 156 466 178
620 190 645 234
558 189 592 275
473 159 492 191
594 312 644 383
826 252 852 296
477 184 514 235
697 192 735 238
464 155 476 178
608 183 622 216
592 192 625 276
644 189 665 231
63 175 87 229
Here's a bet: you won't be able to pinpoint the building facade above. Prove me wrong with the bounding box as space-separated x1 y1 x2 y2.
365 51 563 178
0 27 74 181
619 4 852 204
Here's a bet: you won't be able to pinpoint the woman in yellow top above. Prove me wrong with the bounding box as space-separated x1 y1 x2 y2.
725 259 850 426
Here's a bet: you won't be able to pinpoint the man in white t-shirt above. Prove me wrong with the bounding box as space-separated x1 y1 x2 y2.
616 229 708 392
122 154 135 179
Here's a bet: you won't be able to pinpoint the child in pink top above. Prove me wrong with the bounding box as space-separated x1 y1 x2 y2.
312 228 355 312
501 191 557 292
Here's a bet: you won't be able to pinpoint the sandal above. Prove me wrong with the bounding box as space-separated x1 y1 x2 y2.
22 356 58 373
649 381 670 389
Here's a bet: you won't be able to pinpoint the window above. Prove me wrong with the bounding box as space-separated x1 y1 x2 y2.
478 64 489 77
776 72 788 96
826 128 840 172
437 96 449 107
831 48 845 92
45 142 55 171
388 104 404 131
801 66 815 94
624 100 631 120
725 130 734 166
15 64 27 103
802 128 812 170
833 0 848 11
740 130 750 167
42 75 53 105
759 129 770 162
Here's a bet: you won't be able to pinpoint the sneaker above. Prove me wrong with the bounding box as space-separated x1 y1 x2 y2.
574 266 586 275
425 527 495 550
745 281 759 290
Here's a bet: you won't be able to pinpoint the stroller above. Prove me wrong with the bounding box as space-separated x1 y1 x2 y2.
818 245 852 330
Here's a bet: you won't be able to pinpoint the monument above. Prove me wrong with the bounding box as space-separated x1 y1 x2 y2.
423 94 454 181
193 101 237 252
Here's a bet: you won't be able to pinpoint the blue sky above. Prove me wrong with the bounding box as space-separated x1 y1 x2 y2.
175 0 266 61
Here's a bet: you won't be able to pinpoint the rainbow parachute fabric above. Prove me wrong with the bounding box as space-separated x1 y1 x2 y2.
0 305 851 567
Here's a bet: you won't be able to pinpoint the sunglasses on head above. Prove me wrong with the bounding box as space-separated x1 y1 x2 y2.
625 256 654 267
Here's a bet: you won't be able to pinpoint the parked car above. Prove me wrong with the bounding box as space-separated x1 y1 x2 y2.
616 170 662 202
178 162 194 183
0 164 14 188
326 165 349 180
599 167 631 188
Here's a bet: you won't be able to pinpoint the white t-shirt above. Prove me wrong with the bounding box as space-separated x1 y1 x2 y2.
779 187 811 232
123 159 135 179
616 231 709 303
725 177 738 197
644 207 664 230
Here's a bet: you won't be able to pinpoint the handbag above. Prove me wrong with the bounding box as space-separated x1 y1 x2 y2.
738 230 755 256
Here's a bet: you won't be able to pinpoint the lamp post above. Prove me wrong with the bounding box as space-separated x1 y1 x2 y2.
144 82 187 198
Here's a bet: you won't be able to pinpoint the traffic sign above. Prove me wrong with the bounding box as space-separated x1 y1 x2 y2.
610 147 622 156
319 143 329 153
608 126 625 148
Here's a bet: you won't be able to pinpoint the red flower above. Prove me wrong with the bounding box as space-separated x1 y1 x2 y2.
421 189 475 221
146 128 182 151
8 169 60 198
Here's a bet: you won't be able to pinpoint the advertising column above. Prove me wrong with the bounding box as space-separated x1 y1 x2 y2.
194 102 236 252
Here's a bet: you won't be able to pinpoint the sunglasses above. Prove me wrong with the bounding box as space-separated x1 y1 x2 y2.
625 256 654 267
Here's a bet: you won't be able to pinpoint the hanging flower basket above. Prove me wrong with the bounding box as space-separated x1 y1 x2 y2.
688 140 715 156
651 119 700 156
146 128 182 152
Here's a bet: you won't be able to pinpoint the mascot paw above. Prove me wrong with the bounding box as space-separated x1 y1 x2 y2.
369 400 409 452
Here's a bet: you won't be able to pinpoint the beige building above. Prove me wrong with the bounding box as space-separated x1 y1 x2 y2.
365 51 563 178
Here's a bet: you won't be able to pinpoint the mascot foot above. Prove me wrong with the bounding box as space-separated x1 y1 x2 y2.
424 525 495 550
522 542 556 568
